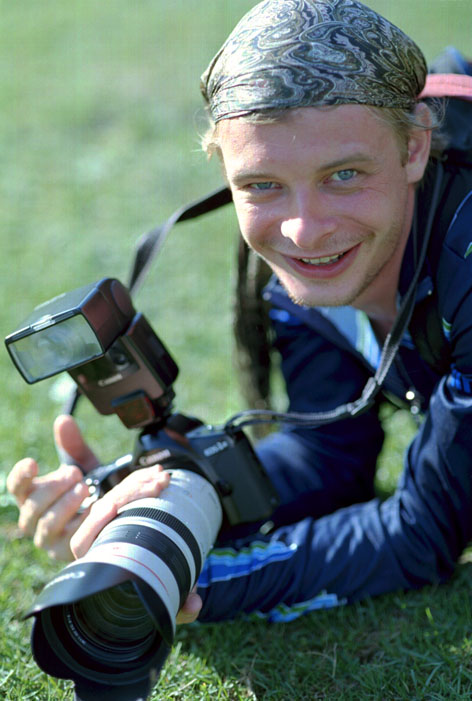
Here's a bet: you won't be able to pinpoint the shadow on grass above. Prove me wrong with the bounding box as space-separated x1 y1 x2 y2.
2 516 472 700
170 562 472 700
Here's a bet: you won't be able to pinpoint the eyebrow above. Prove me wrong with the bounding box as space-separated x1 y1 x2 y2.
320 153 376 171
230 170 276 185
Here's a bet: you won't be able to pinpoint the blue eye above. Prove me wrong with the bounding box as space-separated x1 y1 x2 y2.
331 169 357 182
250 181 277 191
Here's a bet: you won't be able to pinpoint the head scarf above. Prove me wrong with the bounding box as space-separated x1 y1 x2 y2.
201 0 427 123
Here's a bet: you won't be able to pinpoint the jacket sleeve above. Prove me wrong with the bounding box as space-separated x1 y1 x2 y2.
198 376 472 623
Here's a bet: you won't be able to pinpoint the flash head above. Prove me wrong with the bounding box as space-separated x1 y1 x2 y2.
5 278 179 429
6 279 135 383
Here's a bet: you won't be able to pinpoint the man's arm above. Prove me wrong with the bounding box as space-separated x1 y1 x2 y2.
196 374 472 621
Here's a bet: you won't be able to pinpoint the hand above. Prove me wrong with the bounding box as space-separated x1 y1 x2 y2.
70 465 202 624
8 413 202 622
70 465 171 557
6 414 99 561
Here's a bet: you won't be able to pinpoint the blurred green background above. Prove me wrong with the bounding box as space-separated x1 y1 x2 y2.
0 0 470 466
1 1 471 699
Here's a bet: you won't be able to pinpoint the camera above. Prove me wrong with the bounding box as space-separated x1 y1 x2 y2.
5 278 279 701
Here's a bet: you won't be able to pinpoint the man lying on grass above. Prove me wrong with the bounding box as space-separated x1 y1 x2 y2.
8 0 472 625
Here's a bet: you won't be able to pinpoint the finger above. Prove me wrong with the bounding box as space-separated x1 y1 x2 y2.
176 591 202 625
6 458 39 505
18 464 85 537
71 467 171 558
54 414 100 473
42 510 92 562
33 479 91 550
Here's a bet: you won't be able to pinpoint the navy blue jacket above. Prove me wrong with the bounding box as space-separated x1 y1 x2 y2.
197 162 472 622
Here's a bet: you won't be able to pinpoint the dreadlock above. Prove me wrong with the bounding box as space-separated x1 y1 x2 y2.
234 236 274 409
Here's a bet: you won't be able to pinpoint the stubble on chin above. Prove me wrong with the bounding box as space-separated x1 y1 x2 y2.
277 273 361 309
279 264 390 310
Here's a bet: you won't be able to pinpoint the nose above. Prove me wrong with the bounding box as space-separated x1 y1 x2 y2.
280 190 336 249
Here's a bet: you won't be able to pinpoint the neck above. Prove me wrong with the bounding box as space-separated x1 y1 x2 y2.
369 315 396 344
353 188 416 340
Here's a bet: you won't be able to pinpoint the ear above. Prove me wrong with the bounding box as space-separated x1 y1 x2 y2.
405 103 433 185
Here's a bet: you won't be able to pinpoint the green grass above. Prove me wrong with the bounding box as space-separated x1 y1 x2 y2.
1 1 471 699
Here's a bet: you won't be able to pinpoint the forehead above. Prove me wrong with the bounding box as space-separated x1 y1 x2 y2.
216 105 399 170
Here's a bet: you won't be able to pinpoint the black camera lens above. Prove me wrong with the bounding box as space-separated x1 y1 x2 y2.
38 580 167 676
66 581 156 665
28 470 222 696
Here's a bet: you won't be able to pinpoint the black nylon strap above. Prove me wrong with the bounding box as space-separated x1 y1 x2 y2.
63 186 232 418
128 186 232 294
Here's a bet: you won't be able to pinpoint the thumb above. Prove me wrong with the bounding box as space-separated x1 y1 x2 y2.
53 414 100 473
176 590 202 625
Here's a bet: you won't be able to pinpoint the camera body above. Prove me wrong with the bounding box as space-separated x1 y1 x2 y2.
5 278 279 701
88 418 278 531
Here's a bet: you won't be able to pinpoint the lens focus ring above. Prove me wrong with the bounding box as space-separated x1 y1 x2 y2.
113 506 202 574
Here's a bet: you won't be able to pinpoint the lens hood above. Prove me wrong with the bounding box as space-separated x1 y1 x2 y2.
26 560 172 699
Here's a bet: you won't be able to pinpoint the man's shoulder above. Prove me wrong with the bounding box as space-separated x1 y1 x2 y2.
419 161 472 273
434 175 472 329
441 186 472 259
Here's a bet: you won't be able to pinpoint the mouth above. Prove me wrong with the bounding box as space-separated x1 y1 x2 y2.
283 243 361 279
296 252 347 266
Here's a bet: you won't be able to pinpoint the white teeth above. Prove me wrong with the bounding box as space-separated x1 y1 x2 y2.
299 253 343 265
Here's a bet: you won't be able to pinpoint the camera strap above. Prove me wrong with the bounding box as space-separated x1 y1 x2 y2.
62 187 233 417
126 162 444 432
127 186 233 293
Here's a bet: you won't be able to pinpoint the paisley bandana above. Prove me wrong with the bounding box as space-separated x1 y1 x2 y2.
201 0 427 122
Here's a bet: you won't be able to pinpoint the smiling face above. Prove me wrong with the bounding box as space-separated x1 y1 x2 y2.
217 105 431 317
